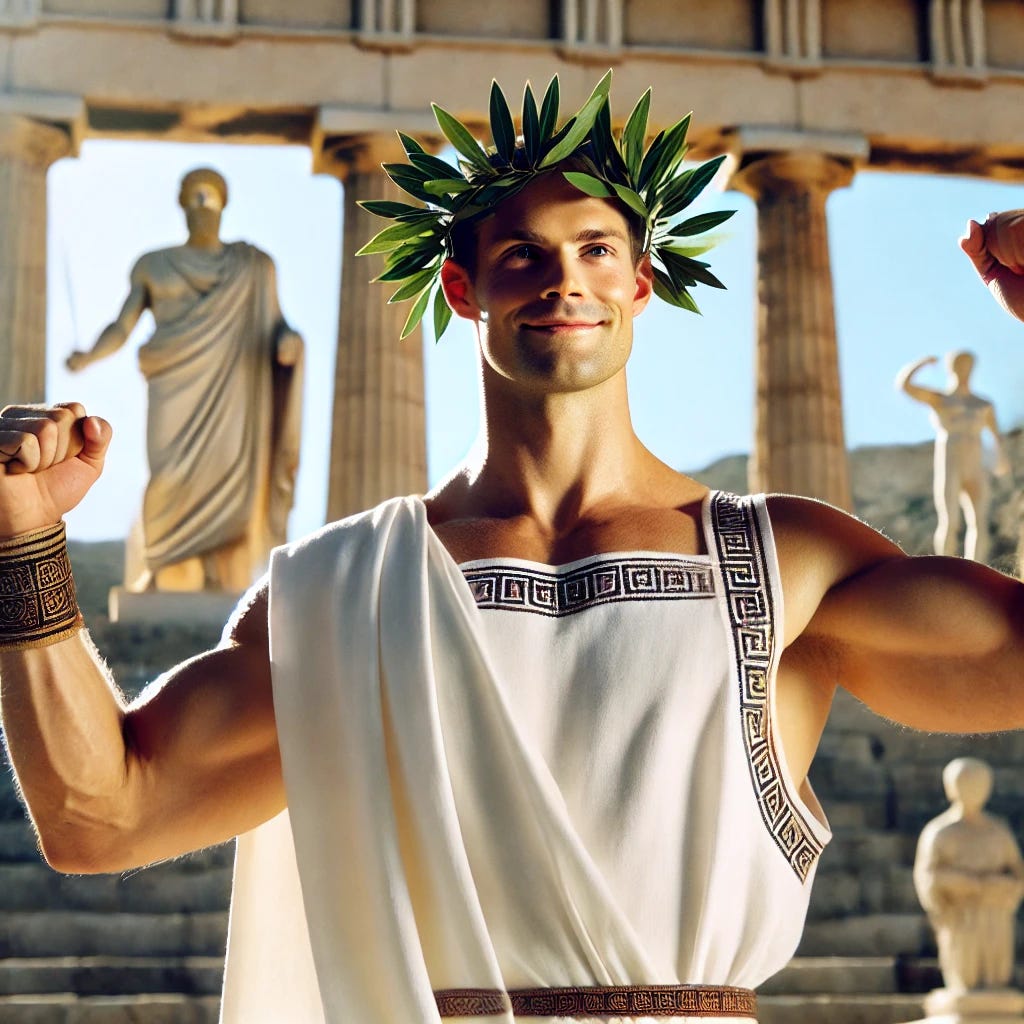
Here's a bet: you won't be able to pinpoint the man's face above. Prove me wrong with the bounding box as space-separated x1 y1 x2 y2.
457 173 652 397
182 181 224 238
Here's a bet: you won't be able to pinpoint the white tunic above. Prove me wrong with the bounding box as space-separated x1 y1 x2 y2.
219 492 831 1024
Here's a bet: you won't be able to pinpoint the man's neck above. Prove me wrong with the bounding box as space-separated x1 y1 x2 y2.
186 232 224 254
451 372 658 529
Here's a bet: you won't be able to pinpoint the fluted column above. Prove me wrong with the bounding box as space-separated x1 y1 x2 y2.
0 115 73 408
324 134 427 520
731 150 855 509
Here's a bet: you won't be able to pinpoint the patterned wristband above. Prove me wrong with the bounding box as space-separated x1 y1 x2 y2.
0 522 83 651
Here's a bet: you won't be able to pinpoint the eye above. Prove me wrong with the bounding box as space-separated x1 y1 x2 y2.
585 243 612 257
506 244 538 261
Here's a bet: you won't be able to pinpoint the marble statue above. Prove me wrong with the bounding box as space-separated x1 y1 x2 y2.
914 758 1024 994
896 351 1008 563
66 167 304 593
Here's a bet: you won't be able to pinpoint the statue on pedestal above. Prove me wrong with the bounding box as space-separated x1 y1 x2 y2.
913 757 1024 1020
67 167 304 593
896 352 1008 564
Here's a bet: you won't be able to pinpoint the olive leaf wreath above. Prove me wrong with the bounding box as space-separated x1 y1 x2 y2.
357 70 735 340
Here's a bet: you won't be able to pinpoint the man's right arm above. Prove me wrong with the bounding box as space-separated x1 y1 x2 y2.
66 259 151 372
0 405 285 874
895 355 941 408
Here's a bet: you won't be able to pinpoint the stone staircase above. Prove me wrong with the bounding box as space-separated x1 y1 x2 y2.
754 688 1024 1023
3 542 1024 1021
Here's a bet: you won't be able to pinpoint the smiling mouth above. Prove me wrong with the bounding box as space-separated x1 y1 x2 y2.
522 321 602 333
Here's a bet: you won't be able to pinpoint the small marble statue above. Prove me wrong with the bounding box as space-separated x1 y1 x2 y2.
67 167 304 593
896 352 1008 563
914 758 1024 994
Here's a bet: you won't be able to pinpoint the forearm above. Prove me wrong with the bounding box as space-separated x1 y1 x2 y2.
895 358 933 396
0 632 135 871
83 322 129 363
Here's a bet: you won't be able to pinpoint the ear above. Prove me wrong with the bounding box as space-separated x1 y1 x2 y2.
440 259 483 322
632 253 654 316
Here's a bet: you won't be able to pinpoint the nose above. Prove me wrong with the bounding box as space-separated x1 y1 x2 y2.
541 250 583 300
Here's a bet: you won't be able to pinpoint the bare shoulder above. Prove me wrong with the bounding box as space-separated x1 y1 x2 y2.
222 578 270 654
765 494 905 646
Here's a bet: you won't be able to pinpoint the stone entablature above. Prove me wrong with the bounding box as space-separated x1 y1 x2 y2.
0 2 1022 185
12 0 1024 78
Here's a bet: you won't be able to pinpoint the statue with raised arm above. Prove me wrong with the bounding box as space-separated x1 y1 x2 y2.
895 351 1007 563
914 758 1024 1002
66 167 304 593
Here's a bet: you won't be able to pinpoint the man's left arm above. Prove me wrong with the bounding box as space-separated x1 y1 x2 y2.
774 496 1024 734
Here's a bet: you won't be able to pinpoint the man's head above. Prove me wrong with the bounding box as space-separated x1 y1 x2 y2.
358 71 733 341
943 756 992 815
947 349 976 385
441 170 653 396
179 167 228 242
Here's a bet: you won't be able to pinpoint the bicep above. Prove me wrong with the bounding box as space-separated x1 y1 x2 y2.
803 555 1024 733
118 586 285 865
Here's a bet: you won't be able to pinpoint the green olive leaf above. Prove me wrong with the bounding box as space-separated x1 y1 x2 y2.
538 75 560 144
400 284 433 339
433 285 453 342
666 209 736 236
620 87 651 179
431 103 492 172
388 267 437 303
489 79 516 164
355 219 435 256
562 171 614 198
539 69 612 168
522 83 540 164
610 182 650 221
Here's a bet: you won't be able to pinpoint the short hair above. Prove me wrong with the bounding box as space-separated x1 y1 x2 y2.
179 167 229 210
449 149 647 275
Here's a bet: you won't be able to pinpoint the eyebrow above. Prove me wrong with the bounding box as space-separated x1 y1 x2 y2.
486 226 630 247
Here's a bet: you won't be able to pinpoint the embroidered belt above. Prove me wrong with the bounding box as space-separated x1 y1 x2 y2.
434 985 757 1018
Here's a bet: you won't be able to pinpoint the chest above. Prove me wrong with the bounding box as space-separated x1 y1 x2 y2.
434 504 708 567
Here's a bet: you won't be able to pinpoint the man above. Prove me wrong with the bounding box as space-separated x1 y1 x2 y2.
2 77 1024 1023
66 167 304 593
896 349 1008 562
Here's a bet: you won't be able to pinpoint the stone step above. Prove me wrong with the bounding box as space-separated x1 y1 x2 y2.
798 914 932 958
816 832 917 872
819 800 891 832
0 914 228 959
0 821 43 863
758 957 899 996
757 993 925 1024
0 993 219 1023
807 865 919 921
0 957 223 997
0 862 232 914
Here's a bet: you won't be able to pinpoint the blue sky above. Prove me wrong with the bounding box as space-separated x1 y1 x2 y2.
46 139 1024 542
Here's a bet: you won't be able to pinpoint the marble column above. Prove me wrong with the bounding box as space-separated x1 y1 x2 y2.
324 134 427 521
731 150 854 509
0 115 73 408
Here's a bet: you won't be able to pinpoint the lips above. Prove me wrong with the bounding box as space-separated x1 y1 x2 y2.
522 320 602 331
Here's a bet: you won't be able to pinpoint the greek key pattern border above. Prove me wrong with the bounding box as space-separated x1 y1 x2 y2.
463 556 714 618
0 522 82 650
435 984 757 1018
710 491 823 882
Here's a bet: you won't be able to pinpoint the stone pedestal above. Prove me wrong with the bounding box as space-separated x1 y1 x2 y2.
903 987 1024 1023
0 115 74 408
320 134 427 522
731 149 855 510
109 587 241 627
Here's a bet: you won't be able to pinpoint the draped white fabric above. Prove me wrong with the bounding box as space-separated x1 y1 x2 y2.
220 495 829 1024
128 241 302 590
